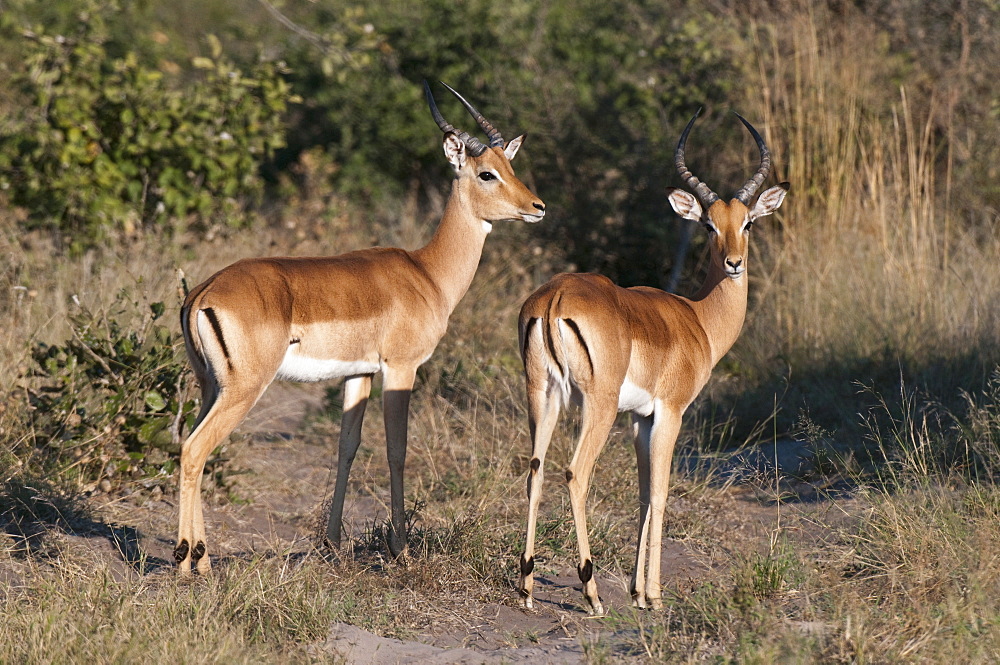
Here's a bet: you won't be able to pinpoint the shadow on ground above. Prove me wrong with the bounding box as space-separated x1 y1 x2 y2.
1 475 172 574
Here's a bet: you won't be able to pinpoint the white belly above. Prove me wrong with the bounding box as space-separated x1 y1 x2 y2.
276 347 380 382
618 378 654 417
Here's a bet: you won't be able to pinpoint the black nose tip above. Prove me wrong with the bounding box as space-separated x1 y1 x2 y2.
533 202 545 211
727 258 743 268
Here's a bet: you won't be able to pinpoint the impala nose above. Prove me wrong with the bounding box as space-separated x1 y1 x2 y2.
533 202 545 212
726 257 743 270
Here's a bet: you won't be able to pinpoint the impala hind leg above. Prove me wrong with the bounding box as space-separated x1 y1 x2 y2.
383 366 418 560
566 397 618 615
175 387 259 574
325 374 373 548
518 378 562 609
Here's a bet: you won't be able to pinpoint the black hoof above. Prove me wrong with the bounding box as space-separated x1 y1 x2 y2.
388 542 409 563
174 539 189 564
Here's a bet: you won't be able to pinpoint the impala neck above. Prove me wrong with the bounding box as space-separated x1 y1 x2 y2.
689 261 750 367
412 181 490 312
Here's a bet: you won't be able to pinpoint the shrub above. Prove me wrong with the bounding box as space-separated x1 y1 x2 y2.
15 290 195 490
0 0 294 250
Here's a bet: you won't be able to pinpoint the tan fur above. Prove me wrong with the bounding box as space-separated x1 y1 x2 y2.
175 138 544 574
517 185 787 614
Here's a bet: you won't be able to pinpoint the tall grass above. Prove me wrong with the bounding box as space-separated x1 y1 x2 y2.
713 2 1000 438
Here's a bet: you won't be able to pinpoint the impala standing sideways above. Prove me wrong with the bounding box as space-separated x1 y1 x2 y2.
174 82 545 574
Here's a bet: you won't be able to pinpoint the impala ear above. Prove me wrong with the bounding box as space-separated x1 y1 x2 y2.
443 132 466 172
504 134 525 161
667 187 703 222
749 182 789 221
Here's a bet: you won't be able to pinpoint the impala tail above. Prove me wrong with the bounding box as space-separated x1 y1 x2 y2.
520 311 594 408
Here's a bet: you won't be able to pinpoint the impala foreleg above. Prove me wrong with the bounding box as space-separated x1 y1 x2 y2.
518 380 562 609
565 399 618 615
383 366 417 560
326 374 373 549
640 406 682 609
630 413 653 608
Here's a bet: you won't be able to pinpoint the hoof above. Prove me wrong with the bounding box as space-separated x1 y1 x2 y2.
174 539 190 565
317 540 346 564
388 539 409 563
586 599 605 616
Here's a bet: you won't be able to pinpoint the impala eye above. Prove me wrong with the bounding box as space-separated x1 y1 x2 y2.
744 220 754 231
703 223 716 234
478 171 497 182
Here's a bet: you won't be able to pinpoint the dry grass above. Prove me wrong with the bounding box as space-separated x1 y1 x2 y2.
699 2 1000 441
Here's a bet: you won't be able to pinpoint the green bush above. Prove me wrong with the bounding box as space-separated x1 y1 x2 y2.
16 290 195 489
0 1 294 250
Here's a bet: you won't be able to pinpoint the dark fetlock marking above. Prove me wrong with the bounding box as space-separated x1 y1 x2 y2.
519 553 535 577
190 541 206 563
578 558 594 584
530 457 540 471
565 469 574 483
174 539 189 564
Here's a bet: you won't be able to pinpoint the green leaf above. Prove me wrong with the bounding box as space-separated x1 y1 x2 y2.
144 390 166 412
138 419 167 444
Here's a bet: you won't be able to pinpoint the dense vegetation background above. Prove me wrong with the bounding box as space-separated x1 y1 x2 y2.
4 0 999 440
3 1 1000 660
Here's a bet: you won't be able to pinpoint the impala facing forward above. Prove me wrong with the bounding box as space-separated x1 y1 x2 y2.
174 82 545 574
517 110 788 613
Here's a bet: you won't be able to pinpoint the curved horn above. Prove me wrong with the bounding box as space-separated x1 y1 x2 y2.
732 111 771 205
674 108 720 207
440 81 505 149
423 80 488 156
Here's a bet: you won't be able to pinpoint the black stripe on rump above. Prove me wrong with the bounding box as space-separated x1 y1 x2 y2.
202 307 233 370
521 317 537 362
562 318 593 375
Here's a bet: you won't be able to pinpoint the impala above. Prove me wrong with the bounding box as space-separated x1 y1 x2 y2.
174 82 545 574
516 110 788 613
